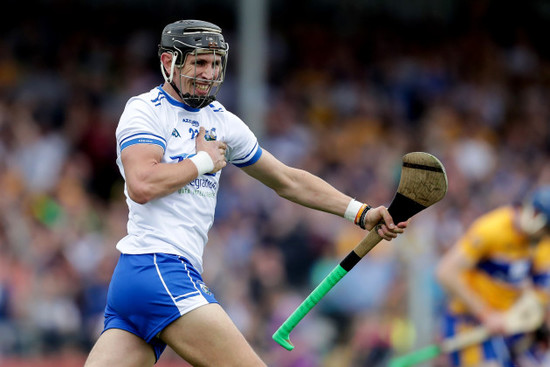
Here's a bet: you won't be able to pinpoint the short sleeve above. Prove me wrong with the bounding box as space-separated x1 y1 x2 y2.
223 110 263 167
116 97 168 153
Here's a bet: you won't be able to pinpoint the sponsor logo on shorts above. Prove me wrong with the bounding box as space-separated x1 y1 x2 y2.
197 281 212 295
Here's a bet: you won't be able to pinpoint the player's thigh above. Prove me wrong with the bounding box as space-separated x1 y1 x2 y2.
159 303 266 367
85 328 156 367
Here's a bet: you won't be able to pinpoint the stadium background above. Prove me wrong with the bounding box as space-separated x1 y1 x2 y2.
0 0 550 366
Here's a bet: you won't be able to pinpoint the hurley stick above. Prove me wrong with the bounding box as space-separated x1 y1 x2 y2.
273 152 448 350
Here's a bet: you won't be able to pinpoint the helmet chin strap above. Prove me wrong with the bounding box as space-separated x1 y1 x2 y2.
179 92 216 109
160 51 177 83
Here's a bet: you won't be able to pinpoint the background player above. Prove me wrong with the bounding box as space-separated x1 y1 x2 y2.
436 186 550 367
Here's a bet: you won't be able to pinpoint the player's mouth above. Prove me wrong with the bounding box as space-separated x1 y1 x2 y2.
193 83 211 95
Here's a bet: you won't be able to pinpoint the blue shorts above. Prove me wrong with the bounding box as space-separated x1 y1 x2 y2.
103 253 218 361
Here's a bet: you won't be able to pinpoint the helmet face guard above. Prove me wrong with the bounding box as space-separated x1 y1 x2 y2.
158 20 229 109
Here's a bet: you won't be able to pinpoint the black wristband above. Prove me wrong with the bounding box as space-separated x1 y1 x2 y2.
358 205 372 230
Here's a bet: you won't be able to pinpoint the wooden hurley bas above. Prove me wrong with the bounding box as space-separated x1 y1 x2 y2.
272 152 449 351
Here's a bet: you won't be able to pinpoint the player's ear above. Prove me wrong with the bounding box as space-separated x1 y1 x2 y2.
160 53 172 68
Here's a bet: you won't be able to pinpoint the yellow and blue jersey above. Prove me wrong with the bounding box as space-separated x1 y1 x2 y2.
449 206 532 314
443 206 533 366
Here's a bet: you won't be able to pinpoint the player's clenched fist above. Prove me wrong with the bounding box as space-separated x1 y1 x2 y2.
195 126 227 174
364 206 408 241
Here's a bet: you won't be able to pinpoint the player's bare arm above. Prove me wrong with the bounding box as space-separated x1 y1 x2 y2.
436 246 490 317
436 246 507 334
240 149 406 240
121 127 226 204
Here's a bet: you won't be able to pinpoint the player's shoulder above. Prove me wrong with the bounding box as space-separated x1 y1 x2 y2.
120 88 163 121
203 100 230 115
125 86 167 109
202 100 245 126
117 87 172 134
457 207 511 253
476 206 514 226
468 206 516 242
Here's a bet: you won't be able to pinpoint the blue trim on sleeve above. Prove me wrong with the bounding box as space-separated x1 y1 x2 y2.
233 145 263 168
120 132 167 147
120 137 166 151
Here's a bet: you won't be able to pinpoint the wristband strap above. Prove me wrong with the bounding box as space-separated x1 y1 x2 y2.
344 199 364 222
357 204 372 229
189 151 214 176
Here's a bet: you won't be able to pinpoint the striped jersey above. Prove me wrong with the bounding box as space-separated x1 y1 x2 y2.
115 86 262 273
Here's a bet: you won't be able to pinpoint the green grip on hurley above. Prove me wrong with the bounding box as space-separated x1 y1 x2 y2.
272 265 348 350
273 152 449 352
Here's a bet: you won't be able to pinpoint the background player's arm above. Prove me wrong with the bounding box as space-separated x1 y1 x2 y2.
436 246 507 333
122 127 226 204
240 149 406 239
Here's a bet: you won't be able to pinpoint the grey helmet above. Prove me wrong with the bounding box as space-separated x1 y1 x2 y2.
158 20 229 109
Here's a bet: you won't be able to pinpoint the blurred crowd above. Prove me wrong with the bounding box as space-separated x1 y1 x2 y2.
0 1 550 366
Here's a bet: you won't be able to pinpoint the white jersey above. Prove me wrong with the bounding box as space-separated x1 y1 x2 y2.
115 86 262 273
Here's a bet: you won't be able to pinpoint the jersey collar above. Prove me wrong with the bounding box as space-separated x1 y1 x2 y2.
156 86 201 112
